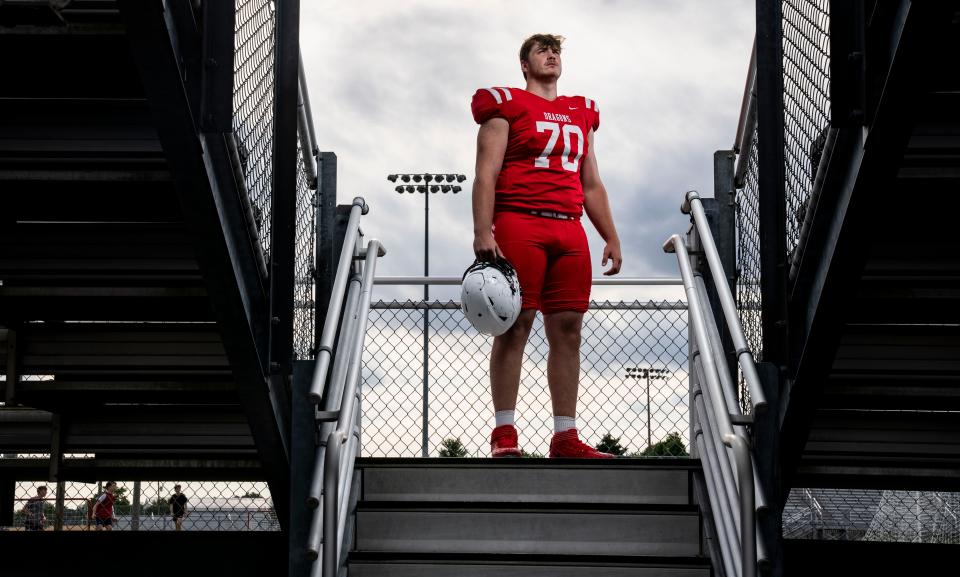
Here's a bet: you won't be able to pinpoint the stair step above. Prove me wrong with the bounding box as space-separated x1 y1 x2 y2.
0 223 200 278
359 459 695 504
0 406 255 455
348 553 711 577
12 323 229 376
355 502 701 557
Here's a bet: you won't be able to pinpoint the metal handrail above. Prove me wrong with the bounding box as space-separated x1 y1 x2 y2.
681 190 767 413
664 232 757 577
297 194 385 577
734 39 758 188
318 238 382 577
309 197 368 403
297 54 319 188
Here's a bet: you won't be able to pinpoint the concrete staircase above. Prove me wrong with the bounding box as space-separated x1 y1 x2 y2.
346 458 713 577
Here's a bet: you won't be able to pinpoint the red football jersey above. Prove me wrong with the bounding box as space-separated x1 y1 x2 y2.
472 87 600 216
95 492 115 519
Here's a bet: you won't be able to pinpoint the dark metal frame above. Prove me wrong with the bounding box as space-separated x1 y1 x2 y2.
755 0 789 373
269 0 301 383
315 151 339 346
781 0 945 491
118 0 293 525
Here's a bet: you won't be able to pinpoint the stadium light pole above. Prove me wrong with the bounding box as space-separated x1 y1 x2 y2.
387 173 466 456
625 367 671 448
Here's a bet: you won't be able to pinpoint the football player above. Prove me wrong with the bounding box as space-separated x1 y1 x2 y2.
471 33 622 458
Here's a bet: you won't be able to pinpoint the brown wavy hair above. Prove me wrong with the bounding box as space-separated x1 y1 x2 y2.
519 34 565 79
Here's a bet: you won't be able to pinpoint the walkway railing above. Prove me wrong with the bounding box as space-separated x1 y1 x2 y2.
664 190 771 577
297 198 385 577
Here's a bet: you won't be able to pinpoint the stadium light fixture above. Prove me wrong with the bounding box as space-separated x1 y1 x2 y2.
386 171 467 457
624 367 671 448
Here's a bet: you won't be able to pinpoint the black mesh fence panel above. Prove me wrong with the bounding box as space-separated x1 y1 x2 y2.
736 124 762 413
782 0 831 258
233 0 277 261
293 136 317 360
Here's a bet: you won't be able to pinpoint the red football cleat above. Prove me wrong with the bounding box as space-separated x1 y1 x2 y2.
549 429 615 459
490 424 522 458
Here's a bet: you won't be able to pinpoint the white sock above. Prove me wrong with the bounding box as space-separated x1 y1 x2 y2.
495 410 515 428
554 415 576 433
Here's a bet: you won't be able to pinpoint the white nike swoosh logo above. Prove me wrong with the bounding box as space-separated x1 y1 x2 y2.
569 107 579 110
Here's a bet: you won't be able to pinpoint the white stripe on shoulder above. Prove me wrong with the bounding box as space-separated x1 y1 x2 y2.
484 87 503 104
584 97 592 110
593 100 600 112
499 87 513 101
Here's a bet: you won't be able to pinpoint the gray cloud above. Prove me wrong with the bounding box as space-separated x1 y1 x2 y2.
301 0 754 302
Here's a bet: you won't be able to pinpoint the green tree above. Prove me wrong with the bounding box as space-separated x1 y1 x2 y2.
439 438 468 457
595 433 628 456
641 432 688 457
242 491 263 499
112 487 132 515
520 449 544 458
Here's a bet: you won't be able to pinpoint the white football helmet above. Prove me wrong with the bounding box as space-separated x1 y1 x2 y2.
460 258 523 336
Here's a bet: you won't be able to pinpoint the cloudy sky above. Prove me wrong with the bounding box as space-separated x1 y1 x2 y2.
300 0 755 302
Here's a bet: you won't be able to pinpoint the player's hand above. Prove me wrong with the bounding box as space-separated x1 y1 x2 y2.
601 240 622 276
473 231 503 262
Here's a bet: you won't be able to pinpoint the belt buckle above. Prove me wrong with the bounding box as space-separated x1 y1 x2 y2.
530 210 570 220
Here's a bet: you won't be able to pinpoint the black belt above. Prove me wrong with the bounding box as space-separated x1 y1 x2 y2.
525 210 578 221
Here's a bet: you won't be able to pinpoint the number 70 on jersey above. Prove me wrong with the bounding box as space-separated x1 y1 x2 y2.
535 121 585 172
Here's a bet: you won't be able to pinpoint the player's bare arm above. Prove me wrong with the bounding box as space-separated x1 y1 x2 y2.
581 130 622 275
472 117 509 262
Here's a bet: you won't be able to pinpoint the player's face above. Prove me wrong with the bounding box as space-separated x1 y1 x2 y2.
524 43 561 80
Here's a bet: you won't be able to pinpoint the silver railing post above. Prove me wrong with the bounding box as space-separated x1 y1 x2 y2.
683 190 767 413
665 232 757 577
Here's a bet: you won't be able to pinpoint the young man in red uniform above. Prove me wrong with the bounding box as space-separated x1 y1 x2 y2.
471 34 622 458
92 481 117 530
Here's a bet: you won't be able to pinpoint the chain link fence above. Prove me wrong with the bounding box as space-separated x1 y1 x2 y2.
233 0 317 361
784 487 960 544
361 299 690 458
735 124 762 414
293 136 317 360
782 0 831 259
233 0 277 262
4 478 278 532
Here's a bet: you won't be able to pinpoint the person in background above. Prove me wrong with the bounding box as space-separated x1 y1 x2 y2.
92 481 117 531
22 485 48 531
168 484 188 531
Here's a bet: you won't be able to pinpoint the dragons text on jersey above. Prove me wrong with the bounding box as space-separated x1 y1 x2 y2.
471 87 600 216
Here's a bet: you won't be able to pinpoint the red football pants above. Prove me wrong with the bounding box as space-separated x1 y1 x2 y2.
492 211 591 314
